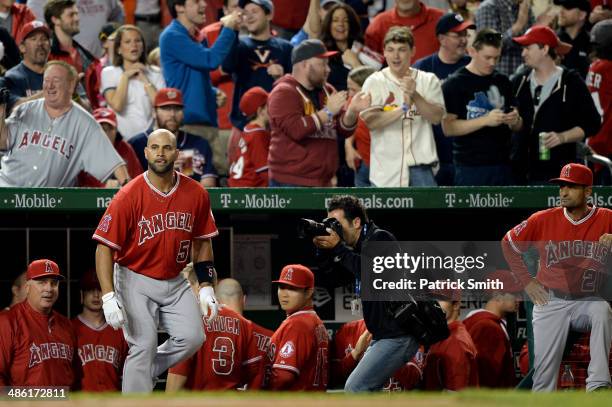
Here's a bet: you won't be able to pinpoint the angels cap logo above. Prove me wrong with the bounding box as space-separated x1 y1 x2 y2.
279 341 295 358
45 260 54 274
284 267 293 281
562 164 571 178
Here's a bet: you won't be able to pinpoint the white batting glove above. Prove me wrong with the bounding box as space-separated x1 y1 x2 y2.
199 286 219 321
102 291 126 330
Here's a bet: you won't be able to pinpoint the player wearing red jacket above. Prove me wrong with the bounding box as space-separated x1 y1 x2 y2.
463 285 518 388
228 87 271 187
503 163 612 391
72 269 128 392
264 265 329 391
423 298 479 391
330 318 426 391
93 129 220 393
0 260 78 387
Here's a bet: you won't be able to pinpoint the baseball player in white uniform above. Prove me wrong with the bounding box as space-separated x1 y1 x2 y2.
0 60 128 187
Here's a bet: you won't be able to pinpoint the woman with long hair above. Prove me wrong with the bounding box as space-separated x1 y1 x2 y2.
101 24 165 140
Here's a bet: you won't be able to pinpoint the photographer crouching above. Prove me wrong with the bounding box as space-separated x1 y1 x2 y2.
310 195 420 392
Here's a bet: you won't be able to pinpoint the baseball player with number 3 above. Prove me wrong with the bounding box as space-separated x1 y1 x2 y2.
503 163 612 391
93 129 220 393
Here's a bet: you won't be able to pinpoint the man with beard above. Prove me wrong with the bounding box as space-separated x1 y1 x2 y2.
413 13 475 186
502 163 612 391
0 21 50 112
267 39 369 186
72 269 128 391
555 0 592 79
0 259 78 387
44 0 101 109
223 0 292 132
129 88 218 187
93 128 220 393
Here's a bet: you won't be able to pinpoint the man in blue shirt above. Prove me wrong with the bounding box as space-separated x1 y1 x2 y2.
0 21 50 112
413 13 474 185
160 0 241 174
223 0 293 131
130 88 218 187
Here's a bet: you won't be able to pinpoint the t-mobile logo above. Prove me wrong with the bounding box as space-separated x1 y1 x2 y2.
445 193 457 208
220 194 231 208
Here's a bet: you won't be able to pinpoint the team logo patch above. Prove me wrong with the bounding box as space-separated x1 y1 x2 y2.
167 90 177 100
283 267 294 281
513 220 528 237
279 341 295 358
45 260 54 274
562 164 571 178
98 215 112 233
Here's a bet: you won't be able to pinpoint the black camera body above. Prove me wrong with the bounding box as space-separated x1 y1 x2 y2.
298 217 344 239
388 299 450 346
0 88 10 105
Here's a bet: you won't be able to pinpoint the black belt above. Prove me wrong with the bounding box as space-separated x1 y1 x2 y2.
135 13 161 23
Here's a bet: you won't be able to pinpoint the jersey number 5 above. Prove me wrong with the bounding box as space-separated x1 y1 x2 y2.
212 336 235 376
176 240 191 263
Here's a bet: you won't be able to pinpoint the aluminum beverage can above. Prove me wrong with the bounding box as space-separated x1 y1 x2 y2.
539 132 550 160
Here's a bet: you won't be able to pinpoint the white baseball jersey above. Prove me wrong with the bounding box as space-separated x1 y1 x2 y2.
361 68 444 187
0 99 125 187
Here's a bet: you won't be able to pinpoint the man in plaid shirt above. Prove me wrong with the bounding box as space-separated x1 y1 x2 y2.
475 0 535 76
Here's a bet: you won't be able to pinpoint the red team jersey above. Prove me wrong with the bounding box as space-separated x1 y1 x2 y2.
423 321 479 391
248 321 274 389
92 172 218 279
265 308 329 391
71 316 129 392
331 319 425 391
0 301 77 387
504 206 612 293
228 123 271 187
168 306 261 390
586 59 612 157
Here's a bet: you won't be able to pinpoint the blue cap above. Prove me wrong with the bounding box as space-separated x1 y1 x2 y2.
435 13 475 35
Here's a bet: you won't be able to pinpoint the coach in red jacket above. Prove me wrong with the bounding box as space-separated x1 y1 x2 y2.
267 39 370 187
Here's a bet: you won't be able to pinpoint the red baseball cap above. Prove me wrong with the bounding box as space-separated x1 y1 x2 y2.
27 259 64 280
549 163 593 186
239 87 269 117
93 107 117 128
513 25 572 56
273 264 314 289
80 269 101 291
16 20 51 45
155 88 184 107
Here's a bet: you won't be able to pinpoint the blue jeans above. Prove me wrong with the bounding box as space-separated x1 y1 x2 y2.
409 165 437 186
454 164 513 186
344 335 419 392
354 163 371 187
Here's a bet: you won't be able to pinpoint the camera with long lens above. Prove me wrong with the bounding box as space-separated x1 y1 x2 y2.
297 217 344 240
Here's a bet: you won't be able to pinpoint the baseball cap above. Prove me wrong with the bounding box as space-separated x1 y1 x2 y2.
321 0 342 8
273 264 314 289
549 163 593 186
590 19 612 48
155 88 184 107
99 22 119 42
553 0 591 12
239 86 269 117
435 13 476 35
291 39 338 65
16 20 51 45
513 25 573 55
238 0 274 14
80 269 101 291
27 259 64 280
93 107 117 128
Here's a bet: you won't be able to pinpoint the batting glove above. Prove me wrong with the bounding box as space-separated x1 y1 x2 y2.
199 286 219 321
102 291 126 330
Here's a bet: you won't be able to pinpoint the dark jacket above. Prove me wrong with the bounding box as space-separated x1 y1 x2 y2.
511 67 600 183
327 221 410 340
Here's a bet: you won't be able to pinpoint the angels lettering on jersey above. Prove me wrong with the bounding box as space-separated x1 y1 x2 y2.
17 130 75 160
77 344 122 368
466 86 505 120
29 342 74 368
138 212 194 246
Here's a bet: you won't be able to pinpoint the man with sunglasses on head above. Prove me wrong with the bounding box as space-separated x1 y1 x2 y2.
442 29 523 186
511 26 600 185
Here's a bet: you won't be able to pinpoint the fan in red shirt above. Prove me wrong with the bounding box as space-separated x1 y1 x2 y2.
330 318 427 391
264 265 329 391
0 260 78 387
423 295 479 390
72 269 128 392
463 271 521 388
166 278 265 391
228 87 271 187
364 0 444 63
502 163 612 391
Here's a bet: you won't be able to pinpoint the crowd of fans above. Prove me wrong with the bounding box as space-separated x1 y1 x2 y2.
0 0 609 187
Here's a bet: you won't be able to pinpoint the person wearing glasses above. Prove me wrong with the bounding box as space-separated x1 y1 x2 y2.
441 29 522 186
511 25 600 184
